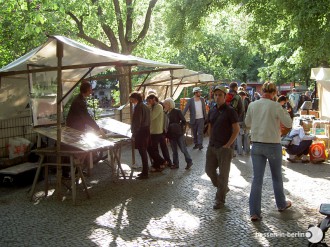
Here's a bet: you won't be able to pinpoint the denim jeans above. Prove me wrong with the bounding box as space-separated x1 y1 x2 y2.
249 143 287 217
169 135 192 166
237 125 250 155
191 118 204 146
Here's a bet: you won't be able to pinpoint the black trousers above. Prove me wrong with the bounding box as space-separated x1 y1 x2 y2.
147 134 165 168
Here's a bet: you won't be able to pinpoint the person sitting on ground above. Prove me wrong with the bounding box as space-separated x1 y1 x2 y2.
163 98 193 170
286 125 315 163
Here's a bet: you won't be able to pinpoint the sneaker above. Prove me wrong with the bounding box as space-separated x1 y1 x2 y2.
213 202 224 209
193 145 199 149
185 162 193 170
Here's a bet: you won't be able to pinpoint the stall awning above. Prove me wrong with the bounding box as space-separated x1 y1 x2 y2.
0 36 184 119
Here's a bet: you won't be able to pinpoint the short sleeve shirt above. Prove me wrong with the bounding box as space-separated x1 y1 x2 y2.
208 103 238 148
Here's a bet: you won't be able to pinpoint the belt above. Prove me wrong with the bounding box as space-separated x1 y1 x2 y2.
253 142 278 144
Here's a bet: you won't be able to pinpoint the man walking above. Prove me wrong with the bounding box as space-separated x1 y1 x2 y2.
182 87 207 150
205 85 240 209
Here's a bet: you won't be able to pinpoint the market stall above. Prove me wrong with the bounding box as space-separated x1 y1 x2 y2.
0 35 184 200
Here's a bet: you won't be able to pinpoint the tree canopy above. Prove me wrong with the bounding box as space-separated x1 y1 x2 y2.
1 0 330 93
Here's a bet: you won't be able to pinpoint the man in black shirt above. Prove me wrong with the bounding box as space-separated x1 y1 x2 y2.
205 85 240 209
66 82 105 136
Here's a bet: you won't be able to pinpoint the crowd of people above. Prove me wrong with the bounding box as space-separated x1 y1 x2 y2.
66 80 318 221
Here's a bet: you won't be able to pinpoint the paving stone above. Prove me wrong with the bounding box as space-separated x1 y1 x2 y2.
0 136 329 246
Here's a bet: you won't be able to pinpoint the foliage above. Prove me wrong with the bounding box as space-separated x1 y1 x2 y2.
240 0 330 85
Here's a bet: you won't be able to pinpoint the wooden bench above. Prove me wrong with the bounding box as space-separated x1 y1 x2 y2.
0 162 38 176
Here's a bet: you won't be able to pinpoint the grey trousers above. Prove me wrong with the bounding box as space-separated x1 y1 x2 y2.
205 145 233 203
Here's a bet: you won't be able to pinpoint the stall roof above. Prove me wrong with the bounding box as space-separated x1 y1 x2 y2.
0 35 184 119
136 69 215 100
311 68 330 120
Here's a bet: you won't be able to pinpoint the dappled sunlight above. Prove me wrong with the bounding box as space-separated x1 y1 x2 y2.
94 201 130 229
283 166 330 208
229 163 250 188
90 205 199 246
143 208 200 238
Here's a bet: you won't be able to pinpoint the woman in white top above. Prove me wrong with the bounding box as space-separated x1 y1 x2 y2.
245 82 292 221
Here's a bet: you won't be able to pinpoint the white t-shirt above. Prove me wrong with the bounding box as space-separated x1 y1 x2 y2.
194 100 203 119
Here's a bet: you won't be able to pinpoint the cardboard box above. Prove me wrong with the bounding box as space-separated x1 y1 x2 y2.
299 110 319 118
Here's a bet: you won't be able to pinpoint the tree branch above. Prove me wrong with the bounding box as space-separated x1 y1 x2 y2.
131 0 158 50
67 11 112 51
113 0 126 51
125 0 133 42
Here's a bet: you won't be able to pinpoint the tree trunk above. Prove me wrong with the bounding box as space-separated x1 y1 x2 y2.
116 66 131 105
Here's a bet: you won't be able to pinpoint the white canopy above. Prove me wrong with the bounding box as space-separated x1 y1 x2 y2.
0 35 184 120
311 68 330 120
136 69 215 100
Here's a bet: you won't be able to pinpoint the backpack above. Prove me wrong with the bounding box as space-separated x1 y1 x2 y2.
225 92 240 112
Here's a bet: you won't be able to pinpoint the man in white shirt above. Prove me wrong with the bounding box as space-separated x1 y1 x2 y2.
183 87 207 150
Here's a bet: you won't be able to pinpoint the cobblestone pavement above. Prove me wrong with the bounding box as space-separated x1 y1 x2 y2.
0 136 330 246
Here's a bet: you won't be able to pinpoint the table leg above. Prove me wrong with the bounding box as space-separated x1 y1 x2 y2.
29 154 45 200
77 167 90 199
70 156 76 205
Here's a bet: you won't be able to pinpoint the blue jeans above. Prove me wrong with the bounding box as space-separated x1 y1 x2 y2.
237 132 251 155
237 124 250 155
249 143 287 217
191 118 204 146
169 135 192 166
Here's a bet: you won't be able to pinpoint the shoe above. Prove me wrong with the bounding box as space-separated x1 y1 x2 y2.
278 201 292 212
301 159 309 163
170 165 179 169
160 161 169 169
150 167 162 172
250 215 262 221
185 162 193 170
213 202 224 209
287 157 300 163
136 175 148 180
137 172 147 177
199 145 204 150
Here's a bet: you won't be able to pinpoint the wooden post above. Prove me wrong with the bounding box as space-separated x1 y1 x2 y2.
56 40 63 200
